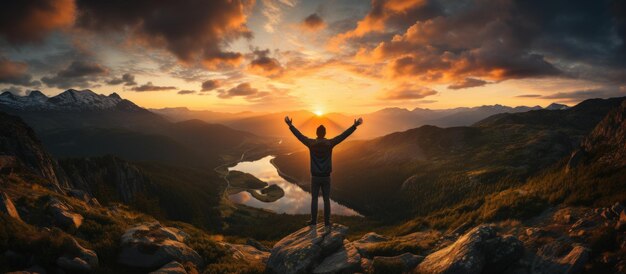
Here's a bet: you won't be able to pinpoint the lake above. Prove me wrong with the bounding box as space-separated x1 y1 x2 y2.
228 155 360 216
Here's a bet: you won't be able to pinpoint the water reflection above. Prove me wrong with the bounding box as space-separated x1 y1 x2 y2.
228 156 360 216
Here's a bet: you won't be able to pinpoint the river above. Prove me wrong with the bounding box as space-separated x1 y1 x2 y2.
228 155 360 216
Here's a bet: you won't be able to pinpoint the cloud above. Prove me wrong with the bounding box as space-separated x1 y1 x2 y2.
261 0 296 33
41 60 107 88
378 84 437 100
201 80 221 91
0 57 40 87
1 86 24 96
218 83 260 98
75 0 254 68
302 13 326 31
347 0 625 86
131 82 177 92
447 78 489 90
247 49 284 78
0 0 76 44
106 73 137 86
177 90 196 95
541 88 626 102
515 94 542 98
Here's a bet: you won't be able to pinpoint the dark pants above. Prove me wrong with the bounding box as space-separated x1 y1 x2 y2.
311 176 331 225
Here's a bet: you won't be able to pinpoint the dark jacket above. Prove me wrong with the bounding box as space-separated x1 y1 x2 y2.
289 124 357 177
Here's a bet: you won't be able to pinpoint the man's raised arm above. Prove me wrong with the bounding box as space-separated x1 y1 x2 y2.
285 116 312 146
330 117 363 146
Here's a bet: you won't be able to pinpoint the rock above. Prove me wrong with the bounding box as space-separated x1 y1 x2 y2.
150 261 188 274
57 256 92 272
220 242 270 264
483 235 524 273
525 227 546 237
354 230 440 258
371 253 423 273
69 237 99 268
118 222 203 269
0 191 22 221
246 238 270 252
47 198 83 231
616 211 626 231
532 244 589 274
415 225 523 274
612 202 625 216
6 265 47 274
266 224 348 274
600 208 615 220
313 240 361 274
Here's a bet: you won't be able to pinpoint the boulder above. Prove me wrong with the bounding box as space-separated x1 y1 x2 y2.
220 242 270 264
266 224 348 274
313 240 361 274
415 225 523 274
246 238 270 252
150 261 188 274
6 265 47 274
616 211 626 231
371 253 423 273
57 256 91 272
532 243 589 274
117 222 202 269
0 192 21 221
612 202 625 216
47 198 83 231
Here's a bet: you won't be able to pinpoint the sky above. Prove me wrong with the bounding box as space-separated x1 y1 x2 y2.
0 0 625 113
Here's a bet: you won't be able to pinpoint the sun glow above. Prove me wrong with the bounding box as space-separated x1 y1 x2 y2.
314 110 324 116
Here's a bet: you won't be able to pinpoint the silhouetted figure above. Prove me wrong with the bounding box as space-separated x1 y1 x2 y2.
284 116 363 227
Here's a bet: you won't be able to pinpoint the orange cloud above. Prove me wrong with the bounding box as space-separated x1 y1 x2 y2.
0 0 76 44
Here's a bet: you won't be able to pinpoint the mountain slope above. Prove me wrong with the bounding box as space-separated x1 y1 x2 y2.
273 97 625 219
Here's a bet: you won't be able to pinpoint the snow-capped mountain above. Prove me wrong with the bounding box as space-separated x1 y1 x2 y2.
0 89 145 112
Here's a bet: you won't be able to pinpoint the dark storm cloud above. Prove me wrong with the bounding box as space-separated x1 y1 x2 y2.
201 80 221 91
247 49 283 78
0 57 40 87
1 86 24 96
177 90 196 95
0 0 75 44
302 13 326 31
447 78 489 90
41 60 107 89
131 82 177 92
75 0 254 68
106 73 137 86
347 0 626 85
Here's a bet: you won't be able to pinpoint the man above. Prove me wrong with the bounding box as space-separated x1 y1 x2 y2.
284 116 363 227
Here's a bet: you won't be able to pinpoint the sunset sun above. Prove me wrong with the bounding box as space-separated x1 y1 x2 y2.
314 110 324 116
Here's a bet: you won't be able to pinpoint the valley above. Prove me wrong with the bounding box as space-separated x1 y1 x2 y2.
1 90 626 273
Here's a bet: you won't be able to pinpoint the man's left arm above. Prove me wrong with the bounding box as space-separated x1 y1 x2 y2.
330 118 363 146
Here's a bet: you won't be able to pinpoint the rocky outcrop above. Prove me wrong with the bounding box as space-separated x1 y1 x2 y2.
531 243 589 274
313 240 361 274
415 225 523 274
47 198 83 231
150 261 188 274
0 191 22 221
117 222 202 269
56 237 99 272
583 100 626 164
220 242 270 264
60 156 150 203
266 224 349 274
369 253 423 273
0 111 67 188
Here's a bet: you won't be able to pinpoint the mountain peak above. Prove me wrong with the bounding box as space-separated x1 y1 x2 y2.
27 90 46 98
546 103 569 110
108 92 122 100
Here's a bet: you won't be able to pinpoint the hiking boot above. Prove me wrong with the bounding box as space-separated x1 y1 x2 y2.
306 220 316 226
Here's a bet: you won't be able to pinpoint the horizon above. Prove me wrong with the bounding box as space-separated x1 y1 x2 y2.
1 1 625 113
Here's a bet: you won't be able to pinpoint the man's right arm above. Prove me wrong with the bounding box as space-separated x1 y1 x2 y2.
285 116 312 146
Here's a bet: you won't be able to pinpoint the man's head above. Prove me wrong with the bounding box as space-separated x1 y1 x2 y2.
316 125 326 138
